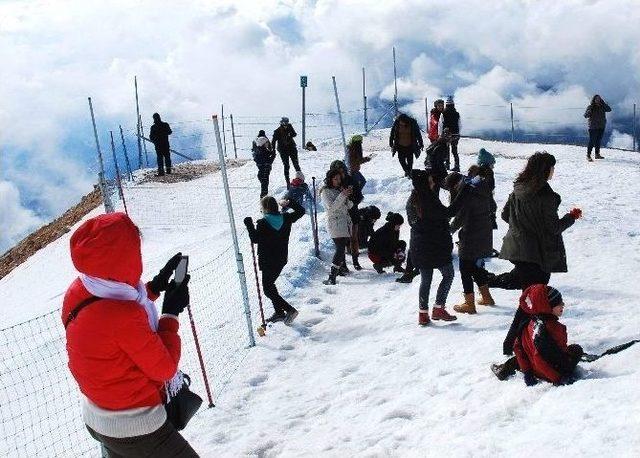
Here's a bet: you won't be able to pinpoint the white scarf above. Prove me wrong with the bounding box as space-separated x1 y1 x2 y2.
80 274 184 397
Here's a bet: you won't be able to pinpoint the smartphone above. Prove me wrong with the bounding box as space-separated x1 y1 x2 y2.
174 256 189 285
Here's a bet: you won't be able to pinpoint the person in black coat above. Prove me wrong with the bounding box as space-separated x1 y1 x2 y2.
441 97 461 171
424 129 451 185
408 169 468 325
244 196 305 324
356 205 381 249
272 117 301 187
584 94 611 161
447 172 496 315
389 114 424 177
252 130 276 198
368 212 406 273
149 113 173 176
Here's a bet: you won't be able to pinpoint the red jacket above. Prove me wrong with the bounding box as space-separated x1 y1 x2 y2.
62 213 181 410
428 110 440 142
513 285 568 384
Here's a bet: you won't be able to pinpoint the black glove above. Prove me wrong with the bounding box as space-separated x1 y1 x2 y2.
149 253 182 295
162 276 190 316
244 217 254 229
524 371 538 387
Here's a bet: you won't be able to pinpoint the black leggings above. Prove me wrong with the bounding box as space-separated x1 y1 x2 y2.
261 266 293 315
332 237 349 267
280 149 301 184
587 128 605 156
459 258 489 293
396 145 415 175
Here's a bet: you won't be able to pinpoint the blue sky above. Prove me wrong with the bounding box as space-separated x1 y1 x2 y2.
2 0 639 252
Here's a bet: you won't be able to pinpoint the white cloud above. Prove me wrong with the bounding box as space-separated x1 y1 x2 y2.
607 129 634 150
0 181 42 252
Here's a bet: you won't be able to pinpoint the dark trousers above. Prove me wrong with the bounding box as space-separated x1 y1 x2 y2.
332 237 349 267
279 149 301 186
396 145 415 175
513 261 550 290
459 258 489 293
87 420 198 458
257 164 271 198
587 128 605 157
156 149 171 174
447 137 460 170
261 265 293 315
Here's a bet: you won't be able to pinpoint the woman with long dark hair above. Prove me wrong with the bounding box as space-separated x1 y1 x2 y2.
500 151 582 354
320 167 353 285
584 94 611 161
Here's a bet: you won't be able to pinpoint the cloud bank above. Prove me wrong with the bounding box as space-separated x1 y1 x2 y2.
2 0 639 252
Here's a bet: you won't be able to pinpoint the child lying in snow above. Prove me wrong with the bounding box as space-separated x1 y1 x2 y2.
492 284 583 386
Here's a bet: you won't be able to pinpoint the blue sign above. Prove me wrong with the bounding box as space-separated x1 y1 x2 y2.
300 76 308 88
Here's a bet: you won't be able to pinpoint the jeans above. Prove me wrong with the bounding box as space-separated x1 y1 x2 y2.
587 128 605 156
419 262 455 309
262 266 293 315
332 237 349 267
459 258 489 293
280 148 301 185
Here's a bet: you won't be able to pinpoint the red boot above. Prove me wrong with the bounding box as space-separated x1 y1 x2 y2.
419 309 430 326
432 306 457 322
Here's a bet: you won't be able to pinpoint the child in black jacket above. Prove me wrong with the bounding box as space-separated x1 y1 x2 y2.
368 212 406 274
244 196 305 324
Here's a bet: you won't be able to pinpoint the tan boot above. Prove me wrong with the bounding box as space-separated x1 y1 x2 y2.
453 293 477 314
477 285 495 306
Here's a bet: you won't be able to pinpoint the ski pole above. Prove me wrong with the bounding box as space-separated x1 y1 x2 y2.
249 242 267 336
311 176 320 258
186 303 215 407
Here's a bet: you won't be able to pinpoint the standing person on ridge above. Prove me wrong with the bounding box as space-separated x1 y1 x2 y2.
272 117 301 188
499 151 582 356
149 113 173 176
62 212 198 457
320 168 353 285
440 96 461 172
428 99 445 143
252 130 276 198
389 113 424 177
584 94 611 161
244 196 305 324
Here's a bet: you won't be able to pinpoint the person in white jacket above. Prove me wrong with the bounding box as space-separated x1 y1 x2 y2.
320 167 353 285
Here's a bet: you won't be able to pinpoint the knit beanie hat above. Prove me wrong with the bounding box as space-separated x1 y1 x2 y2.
350 134 363 144
445 96 454 105
547 286 563 307
477 148 496 166
368 205 381 220
295 171 305 182
386 212 404 225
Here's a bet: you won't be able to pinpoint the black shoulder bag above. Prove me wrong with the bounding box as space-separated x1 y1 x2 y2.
165 373 203 431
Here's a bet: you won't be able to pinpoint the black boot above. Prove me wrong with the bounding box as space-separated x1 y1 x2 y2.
323 266 339 285
396 269 419 283
338 262 350 276
393 264 405 273
266 311 286 323
491 356 519 381
352 255 362 271
284 307 299 325
373 263 385 274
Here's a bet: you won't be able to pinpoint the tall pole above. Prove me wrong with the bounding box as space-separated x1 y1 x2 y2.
211 114 255 347
109 131 128 215
134 76 143 168
139 115 149 166
221 104 228 157
87 97 114 213
119 125 133 181
302 85 306 147
633 103 637 152
332 76 348 162
393 46 398 118
424 97 429 130
363 67 368 132
230 113 238 159
510 102 515 142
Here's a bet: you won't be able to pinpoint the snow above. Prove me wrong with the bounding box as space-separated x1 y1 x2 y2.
2 129 639 457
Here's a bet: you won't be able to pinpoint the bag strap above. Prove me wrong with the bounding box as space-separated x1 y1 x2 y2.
64 296 102 329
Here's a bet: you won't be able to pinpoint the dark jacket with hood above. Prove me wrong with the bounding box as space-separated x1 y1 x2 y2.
389 116 424 150
245 200 305 271
584 101 611 130
500 182 575 273
252 136 275 168
451 178 494 260
149 121 172 152
424 138 449 182
442 106 460 134
357 206 379 248
272 124 297 153
513 284 577 384
369 220 401 260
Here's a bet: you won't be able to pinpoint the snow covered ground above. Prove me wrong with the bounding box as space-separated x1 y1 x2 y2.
2 130 639 457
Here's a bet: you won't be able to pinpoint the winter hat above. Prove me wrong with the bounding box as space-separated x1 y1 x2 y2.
477 148 496 167
350 134 363 144
330 159 347 172
386 212 404 225
368 205 381 220
295 171 305 181
547 286 563 307
434 99 444 107
280 117 289 124
445 96 454 105
258 129 266 137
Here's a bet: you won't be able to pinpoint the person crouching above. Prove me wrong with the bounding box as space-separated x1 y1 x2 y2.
368 212 407 274
244 196 305 324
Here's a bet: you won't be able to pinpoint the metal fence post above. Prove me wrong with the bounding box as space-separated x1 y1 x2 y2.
311 176 320 258
392 46 398 118
87 97 114 213
363 67 368 132
109 131 128 215
221 104 228 157
134 76 143 169
211 114 255 347
230 114 238 159
332 76 347 162
510 102 515 142
424 97 428 130
139 115 149 166
119 125 134 181
633 103 637 152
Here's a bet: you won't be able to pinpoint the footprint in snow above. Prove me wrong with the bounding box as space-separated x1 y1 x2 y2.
303 317 324 327
359 306 379 316
248 374 268 387
306 297 322 304
381 409 415 422
279 344 295 351
339 366 359 378
319 305 334 315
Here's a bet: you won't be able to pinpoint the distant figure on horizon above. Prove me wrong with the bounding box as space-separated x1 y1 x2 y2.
584 94 611 161
272 117 301 188
149 113 173 176
440 96 461 172
252 130 276 198
389 113 424 177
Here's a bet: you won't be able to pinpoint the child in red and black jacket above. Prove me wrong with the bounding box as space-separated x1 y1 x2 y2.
492 284 583 386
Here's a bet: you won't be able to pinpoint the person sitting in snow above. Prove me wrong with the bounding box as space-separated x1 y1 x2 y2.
491 285 583 386
305 141 317 151
356 205 381 249
252 130 276 198
244 196 305 324
368 212 407 274
284 171 312 208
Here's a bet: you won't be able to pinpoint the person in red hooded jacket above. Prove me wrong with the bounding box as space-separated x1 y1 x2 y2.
427 99 444 143
492 284 583 386
62 212 198 457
